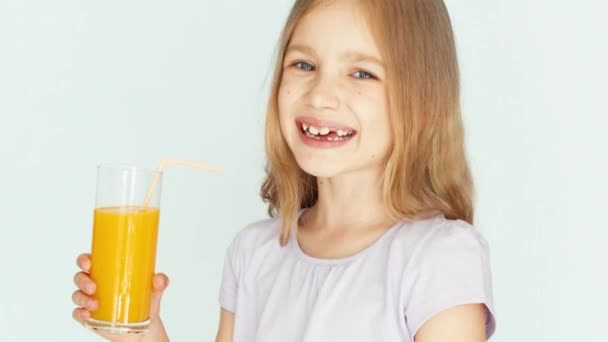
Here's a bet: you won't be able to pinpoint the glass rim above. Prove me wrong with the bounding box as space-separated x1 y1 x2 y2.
96 163 163 174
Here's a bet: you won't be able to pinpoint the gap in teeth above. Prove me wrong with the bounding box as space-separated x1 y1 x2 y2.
304 130 348 141
302 123 353 137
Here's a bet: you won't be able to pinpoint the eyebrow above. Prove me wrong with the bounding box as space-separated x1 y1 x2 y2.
285 44 385 69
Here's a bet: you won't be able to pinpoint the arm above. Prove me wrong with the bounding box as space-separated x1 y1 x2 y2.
414 304 487 342
215 307 235 342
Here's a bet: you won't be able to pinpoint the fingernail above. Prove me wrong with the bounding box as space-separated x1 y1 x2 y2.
86 283 95 294
87 300 97 310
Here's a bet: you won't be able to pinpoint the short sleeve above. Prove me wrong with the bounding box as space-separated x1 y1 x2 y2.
218 234 240 313
402 221 497 339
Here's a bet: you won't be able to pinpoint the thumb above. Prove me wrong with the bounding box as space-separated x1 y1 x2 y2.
149 273 169 318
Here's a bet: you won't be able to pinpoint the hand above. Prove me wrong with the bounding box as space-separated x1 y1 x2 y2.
72 253 170 342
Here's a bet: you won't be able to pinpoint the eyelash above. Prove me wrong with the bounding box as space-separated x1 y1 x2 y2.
291 61 378 80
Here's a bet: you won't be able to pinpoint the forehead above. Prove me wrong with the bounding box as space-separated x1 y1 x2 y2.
287 0 382 60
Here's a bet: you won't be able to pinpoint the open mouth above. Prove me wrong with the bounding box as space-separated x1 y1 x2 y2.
296 119 358 142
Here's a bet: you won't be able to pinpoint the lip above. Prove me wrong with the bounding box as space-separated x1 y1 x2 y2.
294 117 357 149
295 116 357 133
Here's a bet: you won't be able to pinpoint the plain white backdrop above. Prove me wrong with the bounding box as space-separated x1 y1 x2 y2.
0 0 606 341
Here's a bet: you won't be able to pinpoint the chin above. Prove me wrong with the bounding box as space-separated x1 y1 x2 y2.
293 152 345 178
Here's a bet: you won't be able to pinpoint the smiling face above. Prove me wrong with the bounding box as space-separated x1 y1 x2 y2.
278 0 392 179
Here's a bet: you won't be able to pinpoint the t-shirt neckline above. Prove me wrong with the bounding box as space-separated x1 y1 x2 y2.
289 209 404 266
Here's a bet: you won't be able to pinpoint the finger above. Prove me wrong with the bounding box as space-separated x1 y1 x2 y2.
153 273 169 291
72 307 91 324
76 253 91 272
73 272 96 295
72 290 98 311
149 273 169 317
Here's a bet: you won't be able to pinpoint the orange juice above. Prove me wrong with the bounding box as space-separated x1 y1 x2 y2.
89 206 160 323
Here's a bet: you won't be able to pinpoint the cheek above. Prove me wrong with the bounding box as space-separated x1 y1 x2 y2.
280 87 292 98
277 87 289 120
277 84 296 138
351 88 389 125
278 82 295 113
351 89 392 151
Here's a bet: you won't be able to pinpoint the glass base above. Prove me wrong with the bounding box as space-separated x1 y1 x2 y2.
84 317 149 335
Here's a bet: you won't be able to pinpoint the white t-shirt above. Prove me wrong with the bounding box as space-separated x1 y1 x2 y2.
219 211 496 341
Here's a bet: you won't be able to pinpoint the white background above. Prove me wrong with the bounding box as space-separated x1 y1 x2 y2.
0 0 606 341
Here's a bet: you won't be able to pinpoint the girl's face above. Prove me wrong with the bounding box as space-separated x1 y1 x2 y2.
278 0 392 178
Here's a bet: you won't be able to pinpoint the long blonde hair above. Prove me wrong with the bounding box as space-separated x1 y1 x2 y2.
261 0 474 246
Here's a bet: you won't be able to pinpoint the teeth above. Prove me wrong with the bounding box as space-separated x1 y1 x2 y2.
303 125 330 136
301 121 354 138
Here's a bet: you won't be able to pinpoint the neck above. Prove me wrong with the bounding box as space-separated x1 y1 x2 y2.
301 167 395 233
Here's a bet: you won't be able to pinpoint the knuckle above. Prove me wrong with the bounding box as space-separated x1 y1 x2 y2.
74 272 90 290
74 272 83 287
72 290 84 306
73 272 80 286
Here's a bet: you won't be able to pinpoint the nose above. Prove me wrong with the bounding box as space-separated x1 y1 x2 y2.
304 72 340 110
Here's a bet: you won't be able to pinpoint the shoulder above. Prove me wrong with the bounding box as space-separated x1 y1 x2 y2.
224 216 284 266
222 216 287 281
393 214 490 264
395 215 496 338
228 216 281 252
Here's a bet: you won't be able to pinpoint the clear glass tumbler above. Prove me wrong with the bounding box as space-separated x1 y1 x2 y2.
84 164 162 334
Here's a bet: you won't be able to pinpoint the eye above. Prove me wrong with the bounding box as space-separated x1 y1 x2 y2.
353 70 377 80
294 61 315 71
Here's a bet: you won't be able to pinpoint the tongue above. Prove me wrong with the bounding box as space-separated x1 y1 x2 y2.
322 131 339 139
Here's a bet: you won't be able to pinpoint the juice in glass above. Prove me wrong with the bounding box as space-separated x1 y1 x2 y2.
89 206 160 324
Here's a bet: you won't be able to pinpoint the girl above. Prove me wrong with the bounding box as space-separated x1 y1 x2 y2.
72 0 496 341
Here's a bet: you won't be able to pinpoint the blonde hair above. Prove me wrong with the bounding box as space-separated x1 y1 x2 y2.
261 0 474 246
